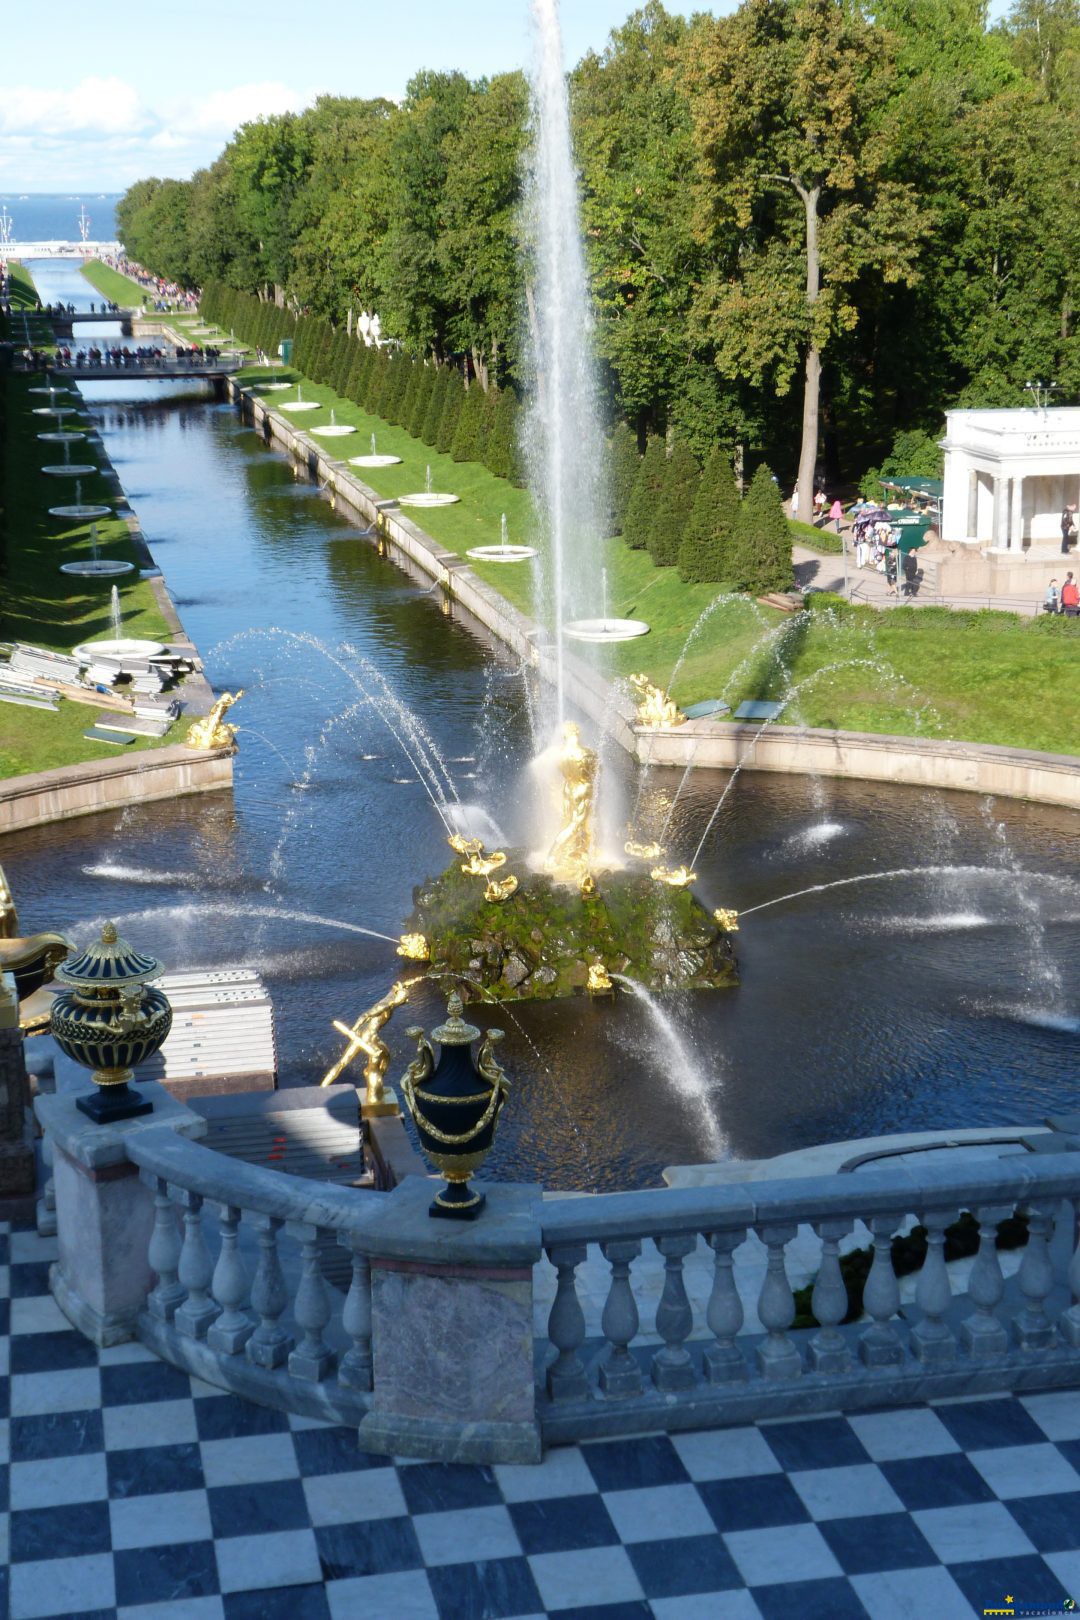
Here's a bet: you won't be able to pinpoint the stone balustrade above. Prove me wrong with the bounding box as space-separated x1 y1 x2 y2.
34 1080 1080 1464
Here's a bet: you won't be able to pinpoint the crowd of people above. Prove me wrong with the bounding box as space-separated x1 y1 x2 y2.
97 253 198 312
792 483 927 597
44 343 224 368
1044 574 1080 616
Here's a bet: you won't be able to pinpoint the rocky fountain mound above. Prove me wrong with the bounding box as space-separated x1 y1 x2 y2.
406 857 737 1003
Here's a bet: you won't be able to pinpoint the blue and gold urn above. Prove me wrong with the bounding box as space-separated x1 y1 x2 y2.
50 922 172 1123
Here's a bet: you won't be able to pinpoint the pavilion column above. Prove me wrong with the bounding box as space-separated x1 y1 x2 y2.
966 469 979 541
1010 476 1024 550
991 476 1006 548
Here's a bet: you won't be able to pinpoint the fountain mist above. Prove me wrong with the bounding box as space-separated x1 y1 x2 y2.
524 0 606 725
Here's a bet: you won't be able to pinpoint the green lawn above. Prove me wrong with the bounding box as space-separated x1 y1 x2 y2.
0 373 175 777
7 261 41 310
219 349 1080 757
79 258 152 307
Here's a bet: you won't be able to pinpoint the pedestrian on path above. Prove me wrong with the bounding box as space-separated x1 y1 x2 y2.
791 484 800 520
1045 578 1060 614
829 497 843 534
1062 573 1079 616
1061 504 1077 553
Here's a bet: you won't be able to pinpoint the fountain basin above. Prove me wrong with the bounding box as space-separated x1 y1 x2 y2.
60 560 135 578
310 425 356 438
49 504 113 520
29 387 72 397
399 492 460 508
564 617 650 643
349 454 402 468
279 400 320 412
73 637 166 662
33 407 76 418
466 545 538 563
258 382 294 392
37 431 86 444
42 464 98 477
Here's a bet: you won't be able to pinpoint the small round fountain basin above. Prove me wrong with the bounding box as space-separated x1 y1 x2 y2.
310 424 356 438
259 382 294 392
279 400 320 412
50 504 113 520
467 545 538 563
563 617 650 643
33 407 76 418
349 454 402 468
399 492 460 508
73 637 166 662
60 560 135 578
37 431 85 444
29 387 72 397
42 464 98 477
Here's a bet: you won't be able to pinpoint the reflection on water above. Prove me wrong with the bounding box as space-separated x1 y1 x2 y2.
6 258 1080 1188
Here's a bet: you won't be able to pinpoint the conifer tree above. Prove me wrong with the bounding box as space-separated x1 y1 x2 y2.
421 367 451 444
399 361 423 430
407 364 436 438
484 389 519 481
435 369 465 455
608 422 640 535
367 349 391 415
451 384 489 463
648 439 699 566
729 464 792 595
678 448 740 583
622 435 667 550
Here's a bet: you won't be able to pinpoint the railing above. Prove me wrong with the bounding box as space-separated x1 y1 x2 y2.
535 1157 1080 1443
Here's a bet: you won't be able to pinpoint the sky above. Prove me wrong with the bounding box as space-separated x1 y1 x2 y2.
0 0 729 193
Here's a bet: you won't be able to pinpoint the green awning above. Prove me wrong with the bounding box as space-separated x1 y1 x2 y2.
881 475 943 500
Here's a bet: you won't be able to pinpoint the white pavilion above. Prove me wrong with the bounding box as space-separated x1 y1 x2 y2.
941 407 1080 553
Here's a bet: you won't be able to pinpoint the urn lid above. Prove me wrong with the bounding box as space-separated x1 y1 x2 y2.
54 922 162 991
431 991 480 1048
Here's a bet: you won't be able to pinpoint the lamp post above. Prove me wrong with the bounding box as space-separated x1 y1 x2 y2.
1025 380 1059 418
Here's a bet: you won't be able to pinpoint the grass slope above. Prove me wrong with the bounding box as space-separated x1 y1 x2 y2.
79 258 150 307
0 373 174 777
7 262 41 309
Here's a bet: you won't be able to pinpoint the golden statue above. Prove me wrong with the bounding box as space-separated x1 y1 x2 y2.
714 908 739 933
651 864 697 888
587 962 613 994
624 839 664 862
186 690 244 752
320 979 410 1106
461 849 507 878
484 875 518 903
448 833 482 858
546 722 598 895
397 933 430 961
630 673 686 729
0 860 18 938
0 860 72 1029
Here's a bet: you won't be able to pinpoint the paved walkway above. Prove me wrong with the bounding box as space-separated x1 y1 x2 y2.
4 1219 1080 1620
793 544 1044 615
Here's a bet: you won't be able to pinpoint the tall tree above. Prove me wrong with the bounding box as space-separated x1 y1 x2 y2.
729 463 791 594
648 439 699 566
678 447 740 582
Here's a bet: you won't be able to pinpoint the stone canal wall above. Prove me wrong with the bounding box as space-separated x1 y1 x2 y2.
231 379 1080 810
0 743 234 834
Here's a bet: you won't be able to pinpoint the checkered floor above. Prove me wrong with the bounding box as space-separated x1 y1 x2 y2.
3 1219 1080 1619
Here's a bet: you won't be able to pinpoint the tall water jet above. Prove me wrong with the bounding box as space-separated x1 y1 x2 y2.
524 0 606 725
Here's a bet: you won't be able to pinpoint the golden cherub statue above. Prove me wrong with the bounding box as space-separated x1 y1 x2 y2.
484 875 518 903
651 864 697 888
714 908 739 933
461 849 508 878
624 839 665 862
186 689 244 752
630 674 686 729
587 962 613 994
546 722 598 895
320 979 411 1105
397 933 430 961
447 833 483 858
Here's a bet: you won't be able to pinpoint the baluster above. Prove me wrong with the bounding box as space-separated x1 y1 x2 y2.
598 1238 642 1398
911 1209 957 1364
961 1205 1009 1357
809 1219 853 1375
545 1242 589 1403
704 1229 747 1383
652 1233 696 1392
859 1214 904 1368
144 1175 184 1323
1061 1198 1080 1348
207 1205 254 1354
755 1224 801 1380
1014 1203 1057 1351
247 1215 293 1368
288 1222 335 1380
36 1130 57 1237
338 1238 373 1392
173 1188 220 1339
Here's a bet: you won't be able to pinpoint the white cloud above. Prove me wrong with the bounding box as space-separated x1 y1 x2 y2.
0 77 153 138
170 81 311 137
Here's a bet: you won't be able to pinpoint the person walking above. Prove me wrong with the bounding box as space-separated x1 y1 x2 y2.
1045 578 1060 614
1061 504 1077 554
902 547 919 598
791 484 800 520
829 497 843 534
1061 572 1079 616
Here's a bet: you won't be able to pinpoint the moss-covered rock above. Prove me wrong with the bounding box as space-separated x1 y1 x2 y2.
405 856 738 1002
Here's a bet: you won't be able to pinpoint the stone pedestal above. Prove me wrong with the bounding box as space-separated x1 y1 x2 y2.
35 1082 207 1346
0 971 35 1196
358 1178 542 1464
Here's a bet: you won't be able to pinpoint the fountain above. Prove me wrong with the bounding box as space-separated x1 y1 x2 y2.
349 433 403 469
59 520 134 579
71 584 166 664
312 407 356 439
37 430 85 445
468 512 538 564
48 478 112 520
399 462 460 508
42 435 96 478
280 385 319 413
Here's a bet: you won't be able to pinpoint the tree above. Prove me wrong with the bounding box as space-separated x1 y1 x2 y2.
729 464 791 594
485 388 521 481
647 439 699 565
678 447 740 581
451 383 490 462
1002 0 1080 99
622 434 666 549
421 365 451 444
686 0 924 515
608 423 640 534
407 364 436 437
435 369 465 454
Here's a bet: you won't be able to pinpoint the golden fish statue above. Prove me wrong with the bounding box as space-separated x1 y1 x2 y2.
629 673 686 729
186 689 243 752
461 849 507 878
714 908 739 933
624 839 664 862
447 833 482 857
586 962 613 994
651 864 697 888
484 875 519 903
397 933 430 961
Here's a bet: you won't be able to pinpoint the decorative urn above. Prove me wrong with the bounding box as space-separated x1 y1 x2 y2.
50 922 172 1123
400 992 510 1220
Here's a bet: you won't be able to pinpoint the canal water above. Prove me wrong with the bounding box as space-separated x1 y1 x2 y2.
6 260 1080 1191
